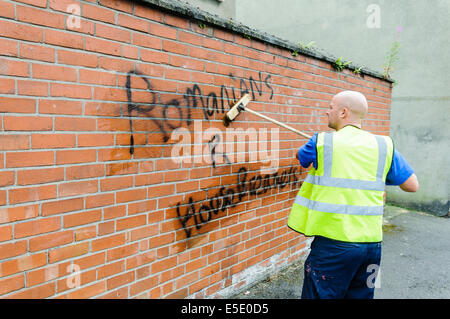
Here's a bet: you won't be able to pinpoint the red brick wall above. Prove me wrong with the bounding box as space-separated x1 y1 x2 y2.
0 0 392 298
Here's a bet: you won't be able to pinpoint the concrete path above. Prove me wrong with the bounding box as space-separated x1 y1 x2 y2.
231 205 450 299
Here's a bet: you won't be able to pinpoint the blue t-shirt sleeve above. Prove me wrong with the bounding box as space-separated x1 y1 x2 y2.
297 133 318 169
385 149 414 186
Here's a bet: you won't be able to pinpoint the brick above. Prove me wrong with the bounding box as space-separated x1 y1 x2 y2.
98 221 114 236
15 0 47 7
116 188 147 203
92 233 126 252
127 199 157 216
57 49 98 68
99 0 132 13
17 80 48 96
106 162 138 176
0 275 25 295
132 32 161 49
85 36 122 56
67 281 106 299
14 216 60 239
122 44 139 59
0 241 27 260
39 99 82 115
0 252 47 278
130 275 158 296
129 224 158 242
9 184 56 205
82 3 116 23
134 3 163 22
20 43 55 63
95 22 131 43
49 242 90 263
107 271 135 290
0 225 12 242
0 191 6 206
6 151 53 168
4 116 52 131
118 14 148 32
75 225 97 241
84 102 121 117
41 197 84 217
79 69 117 86
151 255 177 274
25 262 69 287
85 193 114 209
17 5 65 29
66 164 105 180
9 282 55 299
0 204 39 225
0 97 35 114
106 243 139 262
45 29 83 49
100 176 133 192
32 64 77 82
54 117 96 131
78 134 115 147
29 230 74 252
58 180 98 198
56 268 97 294
0 19 44 42
56 149 97 165
50 83 92 99
0 135 29 151
103 205 126 220
63 209 101 228
116 215 147 231
31 134 76 149
93 87 128 102
163 40 189 55
0 171 14 188
0 58 29 77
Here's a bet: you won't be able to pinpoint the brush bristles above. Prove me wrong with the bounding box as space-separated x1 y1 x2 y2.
222 115 232 127
222 94 251 127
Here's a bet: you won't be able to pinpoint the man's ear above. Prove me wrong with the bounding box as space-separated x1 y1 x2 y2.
339 107 348 118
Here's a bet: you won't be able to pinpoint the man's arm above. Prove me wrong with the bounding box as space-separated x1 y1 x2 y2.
399 173 419 192
296 133 318 169
386 149 418 192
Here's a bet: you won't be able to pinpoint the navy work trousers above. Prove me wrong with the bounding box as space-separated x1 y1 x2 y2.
301 236 382 299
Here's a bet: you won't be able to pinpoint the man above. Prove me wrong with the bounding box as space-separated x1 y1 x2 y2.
288 90 418 299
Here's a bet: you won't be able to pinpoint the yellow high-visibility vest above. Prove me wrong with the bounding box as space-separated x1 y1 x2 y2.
288 125 394 242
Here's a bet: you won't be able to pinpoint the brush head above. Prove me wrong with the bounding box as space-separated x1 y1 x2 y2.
222 94 251 127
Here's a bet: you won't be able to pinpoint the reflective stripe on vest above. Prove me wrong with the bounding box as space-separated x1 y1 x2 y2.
294 195 384 216
303 132 387 191
288 126 393 242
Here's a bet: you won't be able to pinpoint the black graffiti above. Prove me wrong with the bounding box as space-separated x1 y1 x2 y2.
208 134 231 168
125 71 274 153
125 71 157 155
176 166 302 239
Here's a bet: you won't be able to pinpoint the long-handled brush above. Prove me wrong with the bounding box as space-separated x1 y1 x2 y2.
222 93 312 139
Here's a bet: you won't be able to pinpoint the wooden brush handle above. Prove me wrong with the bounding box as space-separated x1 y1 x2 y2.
244 107 312 139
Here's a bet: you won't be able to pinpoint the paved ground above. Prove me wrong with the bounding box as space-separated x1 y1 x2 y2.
230 205 450 299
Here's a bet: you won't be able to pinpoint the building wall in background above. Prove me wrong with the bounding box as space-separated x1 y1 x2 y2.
0 0 392 298
185 0 449 215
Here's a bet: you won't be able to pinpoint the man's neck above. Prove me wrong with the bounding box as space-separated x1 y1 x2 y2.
336 122 362 131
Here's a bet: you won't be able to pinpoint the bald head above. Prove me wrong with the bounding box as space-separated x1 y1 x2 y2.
326 91 368 130
333 91 368 120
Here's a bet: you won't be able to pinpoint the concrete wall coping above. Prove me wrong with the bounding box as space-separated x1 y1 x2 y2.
138 0 394 83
